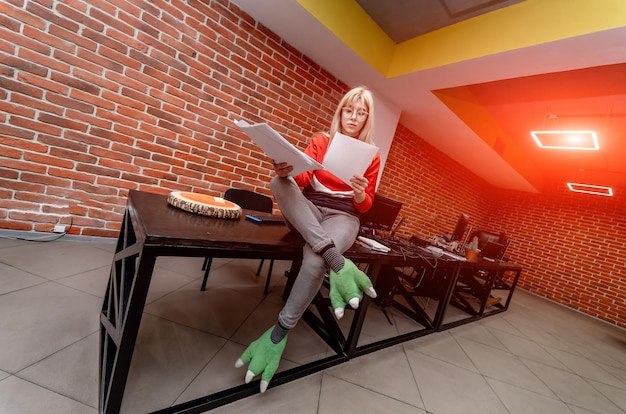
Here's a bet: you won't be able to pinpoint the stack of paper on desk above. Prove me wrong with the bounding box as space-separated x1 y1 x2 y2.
235 120 378 183
357 236 391 253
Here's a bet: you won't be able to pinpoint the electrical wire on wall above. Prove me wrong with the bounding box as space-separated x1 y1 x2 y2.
0 217 74 242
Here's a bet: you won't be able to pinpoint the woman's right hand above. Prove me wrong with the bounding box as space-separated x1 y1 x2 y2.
273 161 293 178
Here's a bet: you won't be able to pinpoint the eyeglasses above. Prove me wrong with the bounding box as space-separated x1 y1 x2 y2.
342 107 369 120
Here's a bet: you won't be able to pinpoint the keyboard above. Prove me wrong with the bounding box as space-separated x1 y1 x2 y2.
364 235 437 257
441 251 467 261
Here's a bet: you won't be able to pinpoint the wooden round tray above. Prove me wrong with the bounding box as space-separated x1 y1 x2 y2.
167 191 242 219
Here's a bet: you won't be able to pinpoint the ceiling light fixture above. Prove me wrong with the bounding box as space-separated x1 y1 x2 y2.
531 130 599 150
566 182 613 196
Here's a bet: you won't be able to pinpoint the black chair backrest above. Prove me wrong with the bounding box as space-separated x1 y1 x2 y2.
224 188 273 213
470 229 507 250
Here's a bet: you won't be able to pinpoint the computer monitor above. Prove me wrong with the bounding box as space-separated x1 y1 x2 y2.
359 193 403 231
470 229 507 250
451 213 470 242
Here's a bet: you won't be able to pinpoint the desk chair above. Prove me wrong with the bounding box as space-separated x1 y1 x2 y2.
457 230 509 306
200 188 276 294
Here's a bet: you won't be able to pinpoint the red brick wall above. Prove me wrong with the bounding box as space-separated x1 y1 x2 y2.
379 124 626 328
0 0 346 237
379 123 493 241
1 0 624 328
487 188 626 327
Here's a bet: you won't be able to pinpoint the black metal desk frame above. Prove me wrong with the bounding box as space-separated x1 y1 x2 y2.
441 260 522 330
99 191 521 413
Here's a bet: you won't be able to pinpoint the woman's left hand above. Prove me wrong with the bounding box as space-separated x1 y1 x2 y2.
350 174 368 204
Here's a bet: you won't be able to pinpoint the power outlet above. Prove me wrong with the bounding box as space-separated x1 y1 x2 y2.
53 225 66 233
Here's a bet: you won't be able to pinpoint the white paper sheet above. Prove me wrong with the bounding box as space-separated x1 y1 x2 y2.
323 132 378 185
234 120 323 176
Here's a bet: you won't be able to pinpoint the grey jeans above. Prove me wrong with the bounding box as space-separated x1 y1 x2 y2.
270 176 360 329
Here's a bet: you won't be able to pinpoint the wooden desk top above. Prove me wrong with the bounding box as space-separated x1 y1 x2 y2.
126 190 520 271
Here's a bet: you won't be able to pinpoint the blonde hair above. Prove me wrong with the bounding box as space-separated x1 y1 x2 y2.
329 86 375 145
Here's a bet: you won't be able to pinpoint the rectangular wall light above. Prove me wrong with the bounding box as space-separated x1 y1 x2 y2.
567 182 613 196
531 131 598 150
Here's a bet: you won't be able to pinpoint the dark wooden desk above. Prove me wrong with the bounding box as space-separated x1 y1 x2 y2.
99 190 521 414
99 190 305 414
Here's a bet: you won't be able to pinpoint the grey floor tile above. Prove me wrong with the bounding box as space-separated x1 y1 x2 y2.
144 265 198 304
0 262 47 295
205 372 323 414
0 236 29 249
587 379 626 412
486 377 576 414
479 313 525 336
2 240 626 414
324 345 424 409
575 330 626 370
0 376 96 414
403 330 479 372
318 374 426 414
17 332 99 409
449 320 509 351
405 350 509 414
120 313 227 414
488 327 569 370
55 265 110 299
0 282 101 373
456 336 557 397
201 258 291 296
0 240 113 280
155 256 208 279
568 405 610 414
523 358 624 414
597 361 626 386
175 340 251 404
144 282 262 338
545 345 625 388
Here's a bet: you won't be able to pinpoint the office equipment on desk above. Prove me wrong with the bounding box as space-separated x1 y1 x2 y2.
441 250 467 261
471 229 507 249
450 213 470 242
389 216 405 238
480 240 509 261
357 236 391 252
409 234 433 247
357 231 438 259
359 193 403 233
425 245 443 256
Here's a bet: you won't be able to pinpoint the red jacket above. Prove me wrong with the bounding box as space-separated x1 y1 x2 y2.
294 133 380 214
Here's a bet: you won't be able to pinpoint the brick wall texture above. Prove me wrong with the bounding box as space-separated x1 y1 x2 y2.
1 0 625 328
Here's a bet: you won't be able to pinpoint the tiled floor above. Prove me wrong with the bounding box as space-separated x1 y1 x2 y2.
1 234 626 414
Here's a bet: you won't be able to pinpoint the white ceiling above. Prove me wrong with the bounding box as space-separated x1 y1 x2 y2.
231 0 626 194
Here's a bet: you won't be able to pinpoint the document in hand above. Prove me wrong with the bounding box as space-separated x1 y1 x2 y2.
234 120 323 176
323 132 378 185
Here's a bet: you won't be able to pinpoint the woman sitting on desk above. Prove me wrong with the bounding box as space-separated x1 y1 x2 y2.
235 86 381 392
